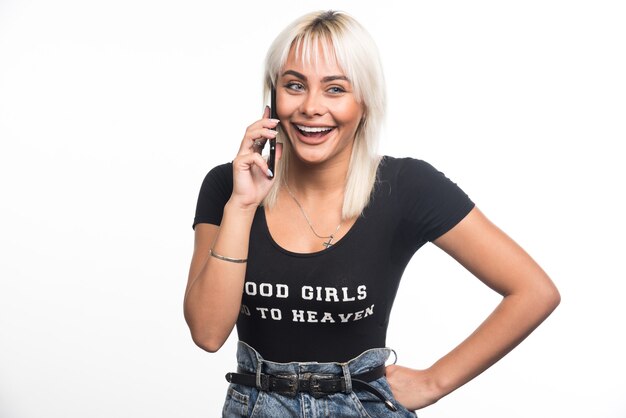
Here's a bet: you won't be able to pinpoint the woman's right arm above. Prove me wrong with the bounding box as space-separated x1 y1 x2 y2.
183 107 281 352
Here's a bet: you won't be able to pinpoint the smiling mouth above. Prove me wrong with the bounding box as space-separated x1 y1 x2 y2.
294 124 335 138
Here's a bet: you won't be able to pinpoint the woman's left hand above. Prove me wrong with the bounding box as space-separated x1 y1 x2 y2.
385 364 441 411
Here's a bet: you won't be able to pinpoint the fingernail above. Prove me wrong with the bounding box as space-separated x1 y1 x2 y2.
267 169 274 178
269 130 278 136
270 119 280 123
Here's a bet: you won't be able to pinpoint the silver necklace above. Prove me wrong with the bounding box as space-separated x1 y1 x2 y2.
285 184 342 249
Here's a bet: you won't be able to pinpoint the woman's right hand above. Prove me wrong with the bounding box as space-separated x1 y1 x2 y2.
230 106 283 210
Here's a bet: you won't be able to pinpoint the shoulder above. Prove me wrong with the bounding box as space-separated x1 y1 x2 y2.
377 156 474 242
378 155 438 173
198 162 233 195
201 162 233 184
377 155 447 188
192 162 233 229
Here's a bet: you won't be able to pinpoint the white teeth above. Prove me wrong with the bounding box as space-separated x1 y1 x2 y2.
296 125 333 133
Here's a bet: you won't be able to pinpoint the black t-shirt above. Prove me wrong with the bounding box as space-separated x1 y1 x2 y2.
193 156 475 362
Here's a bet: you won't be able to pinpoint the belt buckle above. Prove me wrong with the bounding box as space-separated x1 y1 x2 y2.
274 373 299 397
274 372 337 398
306 373 336 398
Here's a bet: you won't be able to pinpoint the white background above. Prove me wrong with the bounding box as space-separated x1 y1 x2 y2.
1 1 625 417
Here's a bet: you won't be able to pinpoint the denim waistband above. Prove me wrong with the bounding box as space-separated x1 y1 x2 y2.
235 341 395 385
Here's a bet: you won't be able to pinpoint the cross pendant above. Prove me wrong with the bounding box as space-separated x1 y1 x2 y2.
323 235 335 248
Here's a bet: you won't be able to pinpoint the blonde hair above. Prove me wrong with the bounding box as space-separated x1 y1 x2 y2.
262 10 386 219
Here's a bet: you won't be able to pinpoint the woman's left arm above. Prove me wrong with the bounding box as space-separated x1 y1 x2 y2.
387 206 561 410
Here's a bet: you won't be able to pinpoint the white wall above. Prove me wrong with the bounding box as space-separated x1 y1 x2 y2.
1 1 624 417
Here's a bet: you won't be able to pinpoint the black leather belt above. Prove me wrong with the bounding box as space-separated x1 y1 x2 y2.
225 364 397 411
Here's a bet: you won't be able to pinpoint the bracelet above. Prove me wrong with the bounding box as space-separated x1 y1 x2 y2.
209 248 247 264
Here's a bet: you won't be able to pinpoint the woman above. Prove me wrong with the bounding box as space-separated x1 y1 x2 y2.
184 10 560 417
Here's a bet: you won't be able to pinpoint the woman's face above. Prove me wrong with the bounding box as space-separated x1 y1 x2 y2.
276 46 364 167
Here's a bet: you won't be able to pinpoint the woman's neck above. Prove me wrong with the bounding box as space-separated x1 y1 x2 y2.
287 154 349 200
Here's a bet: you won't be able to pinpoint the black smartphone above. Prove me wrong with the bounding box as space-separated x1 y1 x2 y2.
267 86 277 178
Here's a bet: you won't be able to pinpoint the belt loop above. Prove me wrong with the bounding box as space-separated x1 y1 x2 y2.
389 348 398 365
255 360 263 389
253 346 264 389
341 363 352 393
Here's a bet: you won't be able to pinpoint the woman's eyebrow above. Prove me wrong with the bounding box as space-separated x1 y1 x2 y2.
281 70 350 83
321 75 350 83
282 70 307 81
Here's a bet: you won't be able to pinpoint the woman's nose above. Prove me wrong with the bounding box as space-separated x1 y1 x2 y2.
299 91 327 117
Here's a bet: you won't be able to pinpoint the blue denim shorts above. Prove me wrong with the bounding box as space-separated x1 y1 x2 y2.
222 341 417 417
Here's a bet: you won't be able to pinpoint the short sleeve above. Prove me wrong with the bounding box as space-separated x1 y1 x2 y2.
397 158 475 243
192 163 233 229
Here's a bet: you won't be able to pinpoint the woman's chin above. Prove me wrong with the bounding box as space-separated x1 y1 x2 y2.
287 134 353 167
291 148 331 166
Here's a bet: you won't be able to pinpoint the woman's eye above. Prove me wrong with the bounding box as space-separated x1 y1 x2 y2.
286 82 304 91
327 86 346 94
